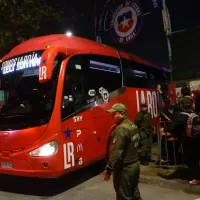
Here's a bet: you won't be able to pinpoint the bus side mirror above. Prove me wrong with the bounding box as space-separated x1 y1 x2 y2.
39 47 67 83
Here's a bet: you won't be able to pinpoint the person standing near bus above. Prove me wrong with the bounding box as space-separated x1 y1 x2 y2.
105 103 142 200
134 103 154 165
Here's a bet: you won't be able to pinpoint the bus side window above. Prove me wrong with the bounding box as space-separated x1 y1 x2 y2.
61 54 122 119
147 67 168 88
83 54 121 102
61 56 86 119
122 59 149 89
122 59 167 89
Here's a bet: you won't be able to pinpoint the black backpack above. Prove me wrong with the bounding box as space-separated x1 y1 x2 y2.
181 112 200 138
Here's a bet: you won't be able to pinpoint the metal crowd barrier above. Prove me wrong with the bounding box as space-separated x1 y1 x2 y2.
156 120 184 168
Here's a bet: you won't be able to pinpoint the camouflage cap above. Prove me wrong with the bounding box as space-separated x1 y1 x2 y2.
106 103 127 113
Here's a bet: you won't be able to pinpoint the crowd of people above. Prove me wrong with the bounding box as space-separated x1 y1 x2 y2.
159 85 200 185
102 85 200 200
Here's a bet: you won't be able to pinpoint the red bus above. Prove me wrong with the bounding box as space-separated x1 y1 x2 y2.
0 34 172 178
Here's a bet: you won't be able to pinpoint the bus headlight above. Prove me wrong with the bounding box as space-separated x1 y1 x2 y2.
29 141 58 157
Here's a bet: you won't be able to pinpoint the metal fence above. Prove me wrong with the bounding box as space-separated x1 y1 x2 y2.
157 120 184 168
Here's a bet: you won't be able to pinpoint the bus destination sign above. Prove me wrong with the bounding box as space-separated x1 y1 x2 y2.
0 50 44 75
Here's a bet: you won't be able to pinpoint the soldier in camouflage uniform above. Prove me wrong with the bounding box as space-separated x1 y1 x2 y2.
105 103 143 200
134 103 154 165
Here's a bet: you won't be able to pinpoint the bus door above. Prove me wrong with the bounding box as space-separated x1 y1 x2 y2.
61 53 122 168
61 56 98 171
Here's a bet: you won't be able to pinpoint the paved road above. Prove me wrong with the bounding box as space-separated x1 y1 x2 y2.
0 162 199 200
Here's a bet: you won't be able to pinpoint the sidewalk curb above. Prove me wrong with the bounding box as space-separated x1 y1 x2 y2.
140 175 200 195
140 175 187 190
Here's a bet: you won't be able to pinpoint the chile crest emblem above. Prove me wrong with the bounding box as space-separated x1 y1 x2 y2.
110 0 142 44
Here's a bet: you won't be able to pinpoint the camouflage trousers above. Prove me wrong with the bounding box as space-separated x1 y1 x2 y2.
139 132 152 157
113 162 142 200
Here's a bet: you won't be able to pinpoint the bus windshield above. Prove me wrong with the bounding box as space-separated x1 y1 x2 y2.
0 50 61 130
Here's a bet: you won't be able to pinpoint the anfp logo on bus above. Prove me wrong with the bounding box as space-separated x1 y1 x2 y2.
110 0 142 44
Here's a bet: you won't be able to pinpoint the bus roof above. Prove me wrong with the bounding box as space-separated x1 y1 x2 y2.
1 34 164 71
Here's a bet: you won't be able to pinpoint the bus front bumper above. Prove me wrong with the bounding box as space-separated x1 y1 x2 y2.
0 157 63 178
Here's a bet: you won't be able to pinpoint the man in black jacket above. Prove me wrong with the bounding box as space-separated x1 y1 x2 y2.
160 86 194 139
178 86 194 112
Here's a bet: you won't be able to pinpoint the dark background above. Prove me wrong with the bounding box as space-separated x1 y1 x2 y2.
48 0 200 81
95 0 169 69
1 0 200 81
166 0 200 81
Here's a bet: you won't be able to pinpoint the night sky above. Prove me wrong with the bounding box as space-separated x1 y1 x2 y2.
166 0 200 81
1 0 200 81
166 0 200 31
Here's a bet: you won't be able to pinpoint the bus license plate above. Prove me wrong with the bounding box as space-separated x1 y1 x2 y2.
1 162 12 169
